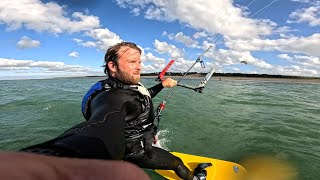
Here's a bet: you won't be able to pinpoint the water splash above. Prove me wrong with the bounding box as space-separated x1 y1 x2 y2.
152 129 171 151
42 104 55 111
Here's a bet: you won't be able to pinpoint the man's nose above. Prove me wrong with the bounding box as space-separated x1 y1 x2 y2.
136 62 141 70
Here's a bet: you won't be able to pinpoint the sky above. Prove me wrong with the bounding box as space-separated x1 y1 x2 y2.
0 0 319 80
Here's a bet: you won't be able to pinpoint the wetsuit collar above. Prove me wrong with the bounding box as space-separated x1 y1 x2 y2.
108 77 151 98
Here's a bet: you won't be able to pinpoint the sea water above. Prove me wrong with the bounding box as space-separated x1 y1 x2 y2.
0 77 319 179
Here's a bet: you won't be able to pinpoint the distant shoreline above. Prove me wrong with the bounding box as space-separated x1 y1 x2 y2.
141 72 320 79
67 73 320 82
2 73 320 83
81 74 320 83
141 75 320 83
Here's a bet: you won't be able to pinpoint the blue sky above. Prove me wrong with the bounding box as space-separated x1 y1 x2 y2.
0 0 319 80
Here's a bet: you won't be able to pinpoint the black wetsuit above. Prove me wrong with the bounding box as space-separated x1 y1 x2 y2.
20 77 194 180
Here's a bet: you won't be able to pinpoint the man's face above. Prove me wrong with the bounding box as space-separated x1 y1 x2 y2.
115 47 141 84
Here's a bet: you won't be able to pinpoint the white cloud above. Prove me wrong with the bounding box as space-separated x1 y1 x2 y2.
165 32 199 48
1 0 318 78
152 40 216 73
80 28 123 51
295 55 320 66
115 0 275 39
68 51 79 58
0 0 100 34
231 67 241 71
162 31 168 36
290 0 320 4
16 36 40 49
230 33 320 57
142 52 165 64
209 49 320 77
276 65 318 76
288 5 320 26
0 58 96 73
140 53 165 73
144 5 175 21
82 41 97 48
290 0 310 3
193 32 208 39
73 38 83 43
274 26 295 35
131 7 141 16
280 54 320 67
113 0 319 77
202 41 216 51
141 63 156 72
278 54 292 60
216 50 274 69
154 39 184 59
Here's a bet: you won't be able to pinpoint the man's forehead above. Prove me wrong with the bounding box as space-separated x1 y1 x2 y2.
118 46 140 55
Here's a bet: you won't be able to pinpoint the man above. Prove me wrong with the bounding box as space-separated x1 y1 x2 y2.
21 42 200 180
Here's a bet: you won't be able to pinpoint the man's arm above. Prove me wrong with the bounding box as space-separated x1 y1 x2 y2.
21 90 129 160
148 78 177 98
148 83 164 98
58 90 129 160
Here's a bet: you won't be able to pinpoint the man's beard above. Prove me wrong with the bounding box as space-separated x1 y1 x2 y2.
115 67 140 85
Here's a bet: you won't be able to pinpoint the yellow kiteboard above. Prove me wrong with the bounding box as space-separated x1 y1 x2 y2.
155 152 247 180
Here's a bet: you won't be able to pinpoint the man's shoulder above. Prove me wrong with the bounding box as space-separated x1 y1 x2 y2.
96 87 139 99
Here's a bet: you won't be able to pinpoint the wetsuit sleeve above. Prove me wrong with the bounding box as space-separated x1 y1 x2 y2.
148 83 164 98
59 90 129 160
20 90 130 160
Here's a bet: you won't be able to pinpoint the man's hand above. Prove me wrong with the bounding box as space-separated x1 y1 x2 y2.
162 78 177 88
0 152 150 180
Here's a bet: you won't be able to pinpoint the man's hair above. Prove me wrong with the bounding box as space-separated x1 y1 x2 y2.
103 42 142 75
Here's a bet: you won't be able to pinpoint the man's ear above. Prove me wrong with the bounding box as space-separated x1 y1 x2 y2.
108 61 117 76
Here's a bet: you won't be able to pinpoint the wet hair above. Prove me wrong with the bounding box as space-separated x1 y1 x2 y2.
103 42 142 76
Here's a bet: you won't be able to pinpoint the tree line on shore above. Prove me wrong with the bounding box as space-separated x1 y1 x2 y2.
140 72 319 79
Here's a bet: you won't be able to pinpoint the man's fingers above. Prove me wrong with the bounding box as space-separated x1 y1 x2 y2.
0 152 150 180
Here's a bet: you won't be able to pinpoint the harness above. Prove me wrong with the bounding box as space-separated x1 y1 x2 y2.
81 79 151 120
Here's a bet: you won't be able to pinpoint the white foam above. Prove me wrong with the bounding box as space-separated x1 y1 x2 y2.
152 129 171 151
42 104 55 111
